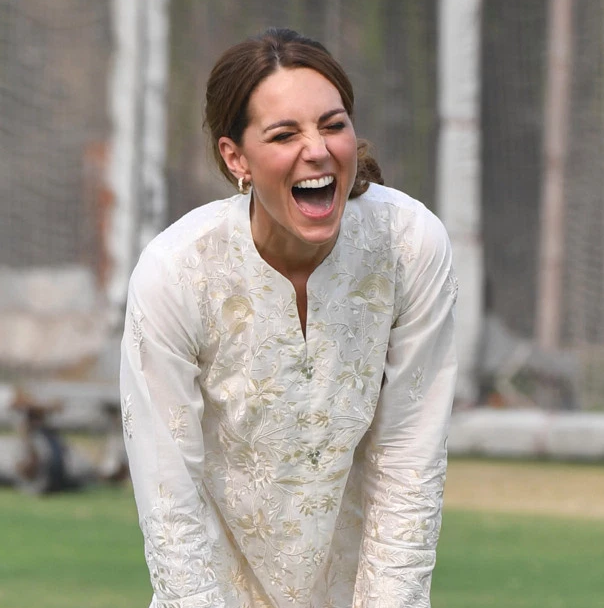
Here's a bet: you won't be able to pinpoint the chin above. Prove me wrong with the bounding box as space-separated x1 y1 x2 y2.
296 223 341 248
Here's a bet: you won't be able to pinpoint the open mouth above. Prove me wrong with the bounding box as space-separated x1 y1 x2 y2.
291 175 336 217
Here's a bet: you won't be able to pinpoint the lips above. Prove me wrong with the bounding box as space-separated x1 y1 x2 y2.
291 175 336 217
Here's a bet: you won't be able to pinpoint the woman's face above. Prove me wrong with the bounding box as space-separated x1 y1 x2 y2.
221 67 357 265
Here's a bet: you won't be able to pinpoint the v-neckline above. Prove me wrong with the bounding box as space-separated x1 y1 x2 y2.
236 194 343 341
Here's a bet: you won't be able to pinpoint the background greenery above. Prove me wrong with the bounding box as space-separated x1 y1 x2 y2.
1 459 603 608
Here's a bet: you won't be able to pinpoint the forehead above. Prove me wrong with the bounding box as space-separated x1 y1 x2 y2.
247 67 345 125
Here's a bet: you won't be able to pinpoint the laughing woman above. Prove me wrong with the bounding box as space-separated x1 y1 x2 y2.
121 27 457 608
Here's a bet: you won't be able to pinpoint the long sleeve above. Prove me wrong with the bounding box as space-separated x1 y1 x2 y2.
120 246 224 608
353 211 458 608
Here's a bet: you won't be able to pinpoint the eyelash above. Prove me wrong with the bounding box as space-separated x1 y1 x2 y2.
271 122 346 143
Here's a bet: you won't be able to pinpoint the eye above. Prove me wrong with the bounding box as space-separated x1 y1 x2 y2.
324 122 346 132
271 131 295 142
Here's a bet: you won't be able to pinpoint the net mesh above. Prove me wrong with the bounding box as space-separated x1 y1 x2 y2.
0 0 112 380
0 0 111 268
1 0 603 409
563 0 604 408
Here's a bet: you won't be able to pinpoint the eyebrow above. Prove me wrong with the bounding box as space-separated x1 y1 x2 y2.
263 108 347 133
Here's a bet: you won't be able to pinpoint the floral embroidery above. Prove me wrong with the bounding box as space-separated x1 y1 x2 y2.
446 270 459 303
131 308 145 352
336 358 378 394
222 294 254 335
142 485 221 605
348 273 392 313
283 520 302 537
122 185 455 607
245 377 286 408
233 446 276 490
122 394 133 439
408 367 425 402
169 405 188 443
353 455 447 608
236 509 275 546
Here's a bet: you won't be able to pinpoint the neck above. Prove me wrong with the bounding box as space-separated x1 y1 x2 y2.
254 235 330 280
250 200 336 280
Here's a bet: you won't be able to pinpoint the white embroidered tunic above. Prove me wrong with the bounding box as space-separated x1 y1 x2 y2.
120 183 458 608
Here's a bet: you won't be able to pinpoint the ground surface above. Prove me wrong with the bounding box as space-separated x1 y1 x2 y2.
1 459 603 608
444 458 604 519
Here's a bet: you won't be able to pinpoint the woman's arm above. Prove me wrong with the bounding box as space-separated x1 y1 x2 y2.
121 246 224 608
353 210 458 607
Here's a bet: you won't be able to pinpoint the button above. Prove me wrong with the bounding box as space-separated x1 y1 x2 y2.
301 363 313 380
307 450 320 465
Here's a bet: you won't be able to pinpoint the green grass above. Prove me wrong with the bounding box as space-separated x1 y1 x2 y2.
1 484 603 607
0 485 150 608
433 509 604 608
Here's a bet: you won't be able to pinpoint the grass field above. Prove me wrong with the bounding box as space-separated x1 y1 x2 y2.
1 459 603 608
0 485 149 608
433 510 604 608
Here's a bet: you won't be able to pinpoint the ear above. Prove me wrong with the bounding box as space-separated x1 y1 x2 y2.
218 136 250 181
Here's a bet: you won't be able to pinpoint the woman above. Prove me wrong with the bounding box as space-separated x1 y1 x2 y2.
121 27 457 608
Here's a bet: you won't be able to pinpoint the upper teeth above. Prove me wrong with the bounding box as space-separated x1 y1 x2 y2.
294 176 334 189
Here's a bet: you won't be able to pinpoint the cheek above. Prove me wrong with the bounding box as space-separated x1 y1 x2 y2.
252 151 295 181
335 135 358 168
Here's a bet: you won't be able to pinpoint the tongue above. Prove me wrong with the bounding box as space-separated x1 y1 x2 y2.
292 185 333 214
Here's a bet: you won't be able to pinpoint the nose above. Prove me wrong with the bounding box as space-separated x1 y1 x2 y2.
301 131 330 163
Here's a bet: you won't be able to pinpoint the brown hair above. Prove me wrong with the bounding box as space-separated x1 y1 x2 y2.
204 28 383 198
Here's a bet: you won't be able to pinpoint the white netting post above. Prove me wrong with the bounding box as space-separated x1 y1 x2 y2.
138 0 171 252
106 0 143 326
106 0 170 326
436 0 484 406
